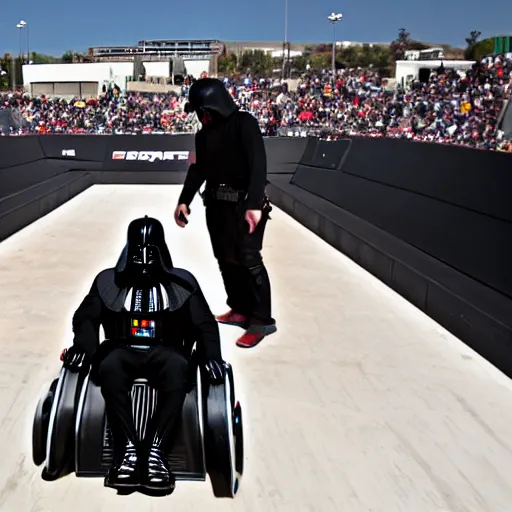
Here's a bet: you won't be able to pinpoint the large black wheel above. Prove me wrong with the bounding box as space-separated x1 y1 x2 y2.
33 379 58 466
204 363 244 498
233 400 244 486
43 368 86 480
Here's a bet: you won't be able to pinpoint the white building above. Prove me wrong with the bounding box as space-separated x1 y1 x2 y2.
395 48 475 88
21 59 210 98
395 59 475 88
270 50 303 59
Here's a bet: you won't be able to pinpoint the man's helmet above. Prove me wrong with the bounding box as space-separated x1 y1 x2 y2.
115 216 173 286
184 78 237 120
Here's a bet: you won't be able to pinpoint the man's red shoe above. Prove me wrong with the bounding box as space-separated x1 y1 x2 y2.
236 324 277 348
216 310 249 328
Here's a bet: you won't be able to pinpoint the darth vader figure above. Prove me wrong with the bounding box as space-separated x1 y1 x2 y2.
61 216 224 495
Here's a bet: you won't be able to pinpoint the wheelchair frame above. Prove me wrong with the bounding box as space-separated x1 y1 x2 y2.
32 355 244 498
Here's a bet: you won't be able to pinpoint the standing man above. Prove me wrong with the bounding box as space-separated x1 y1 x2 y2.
174 78 276 349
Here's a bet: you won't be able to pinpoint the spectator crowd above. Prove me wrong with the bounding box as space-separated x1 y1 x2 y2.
1 53 512 152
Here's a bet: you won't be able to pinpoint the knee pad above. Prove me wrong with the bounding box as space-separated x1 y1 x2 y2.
248 264 264 285
239 251 262 270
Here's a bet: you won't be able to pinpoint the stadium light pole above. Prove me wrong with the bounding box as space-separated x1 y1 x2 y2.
16 21 27 63
282 0 289 80
26 22 30 64
327 13 342 82
16 23 23 60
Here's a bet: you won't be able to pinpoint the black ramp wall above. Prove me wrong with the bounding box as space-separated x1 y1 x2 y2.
291 137 512 299
271 135 512 377
2 134 512 378
0 134 199 242
264 137 308 174
0 136 44 172
40 134 109 162
341 137 512 221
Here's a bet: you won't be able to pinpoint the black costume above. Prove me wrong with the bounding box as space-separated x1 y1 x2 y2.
62 216 224 494
180 78 276 343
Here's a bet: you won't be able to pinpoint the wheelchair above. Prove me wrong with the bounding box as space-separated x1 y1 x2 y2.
32 349 244 498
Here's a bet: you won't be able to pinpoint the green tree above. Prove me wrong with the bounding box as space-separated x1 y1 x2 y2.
0 61 8 90
471 37 494 61
61 50 74 63
337 45 359 67
30 52 61 64
390 28 411 61
309 52 331 71
332 44 391 74
218 52 238 75
238 50 273 77
291 54 309 72
0 55 23 89
0 54 10 90
73 52 87 63
464 30 482 60
313 43 332 53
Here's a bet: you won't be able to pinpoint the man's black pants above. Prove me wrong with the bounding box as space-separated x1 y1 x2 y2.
205 199 274 325
95 345 189 457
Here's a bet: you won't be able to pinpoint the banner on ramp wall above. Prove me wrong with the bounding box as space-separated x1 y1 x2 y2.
104 135 196 171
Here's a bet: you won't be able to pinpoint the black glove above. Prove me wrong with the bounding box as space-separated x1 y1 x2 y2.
204 359 226 384
60 345 90 373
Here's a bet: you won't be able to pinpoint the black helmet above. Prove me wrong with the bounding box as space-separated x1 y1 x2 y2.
115 216 173 286
184 78 237 118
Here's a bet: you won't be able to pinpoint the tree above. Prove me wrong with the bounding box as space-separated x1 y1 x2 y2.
338 45 359 67
73 52 88 63
471 37 494 61
0 55 23 89
408 40 430 51
238 50 273 77
218 52 238 75
0 59 8 90
291 54 309 72
30 52 60 64
390 28 411 61
464 30 482 60
313 43 332 53
309 52 331 71
61 51 74 63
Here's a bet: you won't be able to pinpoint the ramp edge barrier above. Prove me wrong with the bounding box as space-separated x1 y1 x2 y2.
0 172 94 242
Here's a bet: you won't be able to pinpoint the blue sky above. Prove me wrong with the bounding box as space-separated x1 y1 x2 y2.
1 0 511 56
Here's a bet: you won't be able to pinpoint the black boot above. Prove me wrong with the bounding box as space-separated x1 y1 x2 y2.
104 440 140 489
142 435 176 493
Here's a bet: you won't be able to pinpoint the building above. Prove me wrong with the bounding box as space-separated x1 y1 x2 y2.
396 48 475 88
21 39 223 98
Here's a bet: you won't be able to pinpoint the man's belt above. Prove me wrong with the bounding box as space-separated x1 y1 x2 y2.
206 184 247 203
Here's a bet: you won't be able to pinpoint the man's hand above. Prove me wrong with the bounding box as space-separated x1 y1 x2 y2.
60 345 90 373
174 204 190 228
245 209 262 234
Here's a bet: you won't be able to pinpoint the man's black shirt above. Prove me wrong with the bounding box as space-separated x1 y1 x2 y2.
179 110 267 210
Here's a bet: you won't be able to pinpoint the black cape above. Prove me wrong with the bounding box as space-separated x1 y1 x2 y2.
72 267 221 370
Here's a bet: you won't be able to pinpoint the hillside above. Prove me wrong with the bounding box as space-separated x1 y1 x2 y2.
223 40 465 58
